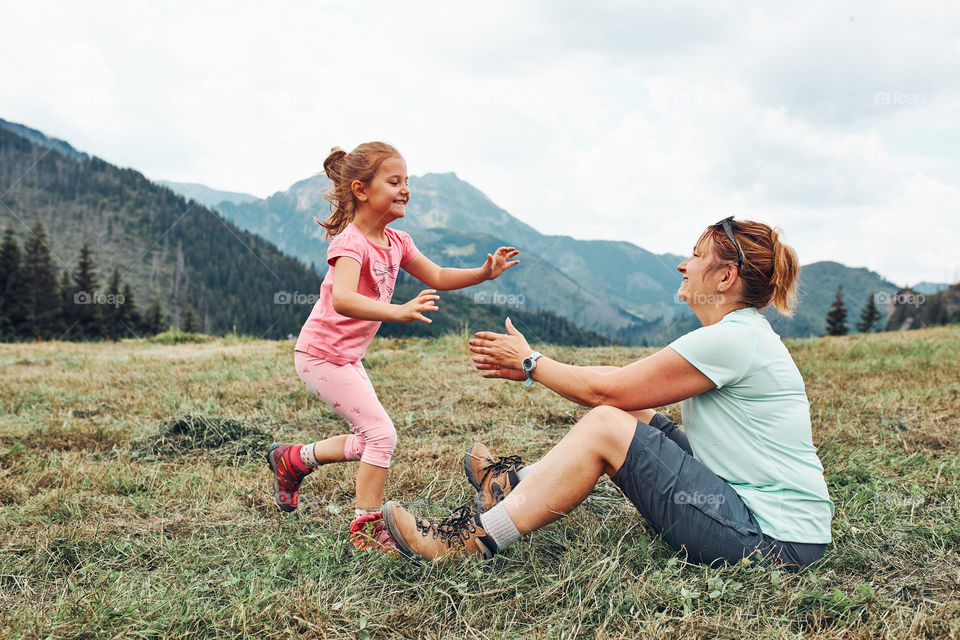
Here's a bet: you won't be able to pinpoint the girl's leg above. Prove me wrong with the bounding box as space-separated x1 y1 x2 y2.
306 435 351 464
297 356 396 471
355 462 388 511
303 359 396 512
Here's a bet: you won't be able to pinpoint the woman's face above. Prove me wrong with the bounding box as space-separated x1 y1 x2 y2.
676 240 726 308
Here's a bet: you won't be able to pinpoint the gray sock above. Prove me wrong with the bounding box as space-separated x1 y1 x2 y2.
478 502 521 551
516 461 536 482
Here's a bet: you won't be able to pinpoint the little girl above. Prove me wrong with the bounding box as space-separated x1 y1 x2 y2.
267 141 519 550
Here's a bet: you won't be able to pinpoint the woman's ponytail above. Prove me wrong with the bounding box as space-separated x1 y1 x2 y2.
769 228 800 316
697 219 801 316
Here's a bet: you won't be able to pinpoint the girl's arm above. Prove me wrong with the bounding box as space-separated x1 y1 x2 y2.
332 257 439 323
402 247 520 291
469 318 714 410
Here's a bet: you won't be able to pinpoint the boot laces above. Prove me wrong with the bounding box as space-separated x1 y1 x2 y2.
480 455 524 485
415 505 478 548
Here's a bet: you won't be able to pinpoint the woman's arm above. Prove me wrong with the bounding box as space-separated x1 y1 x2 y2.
332 257 439 323
402 248 519 291
469 319 714 410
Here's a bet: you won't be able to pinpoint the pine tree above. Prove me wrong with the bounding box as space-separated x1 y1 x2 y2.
0 225 24 340
72 244 100 339
857 292 882 333
182 308 196 333
103 267 123 340
120 282 141 338
21 222 63 339
58 269 75 337
143 299 165 335
825 285 849 336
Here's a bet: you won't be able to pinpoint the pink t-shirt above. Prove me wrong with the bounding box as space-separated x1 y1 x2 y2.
295 223 420 364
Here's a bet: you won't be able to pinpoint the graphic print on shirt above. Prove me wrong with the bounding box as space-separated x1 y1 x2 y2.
371 261 398 301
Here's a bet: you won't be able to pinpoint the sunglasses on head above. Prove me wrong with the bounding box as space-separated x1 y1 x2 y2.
714 216 744 270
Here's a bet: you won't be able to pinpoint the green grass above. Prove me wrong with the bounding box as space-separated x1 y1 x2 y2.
1 328 959 638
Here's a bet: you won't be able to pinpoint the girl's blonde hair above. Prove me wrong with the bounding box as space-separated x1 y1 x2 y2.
695 219 801 316
317 142 401 239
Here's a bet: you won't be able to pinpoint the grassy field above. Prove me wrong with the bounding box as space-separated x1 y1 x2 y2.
1 326 959 639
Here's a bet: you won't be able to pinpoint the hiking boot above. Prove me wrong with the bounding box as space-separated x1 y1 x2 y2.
382 502 496 560
265 443 312 512
463 443 525 512
349 511 397 553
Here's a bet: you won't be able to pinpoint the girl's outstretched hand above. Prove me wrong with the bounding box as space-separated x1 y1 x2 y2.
397 289 439 323
481 247 520 280
468 317 532 377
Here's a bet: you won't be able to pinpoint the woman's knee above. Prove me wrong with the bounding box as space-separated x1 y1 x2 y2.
571 406 637 471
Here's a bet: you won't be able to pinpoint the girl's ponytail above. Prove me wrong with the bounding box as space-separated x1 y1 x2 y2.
316 142 400 240
317 147 354 239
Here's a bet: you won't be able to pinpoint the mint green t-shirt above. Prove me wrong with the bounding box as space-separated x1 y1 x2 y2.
668 307 833 543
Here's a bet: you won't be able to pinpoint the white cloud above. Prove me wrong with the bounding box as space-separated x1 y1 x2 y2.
1 0 958 285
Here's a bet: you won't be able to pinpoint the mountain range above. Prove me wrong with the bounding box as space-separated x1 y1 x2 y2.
0 118 605 345
2 115 946 345
200 172 920 342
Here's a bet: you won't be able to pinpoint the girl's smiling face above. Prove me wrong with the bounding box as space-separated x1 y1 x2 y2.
357 155 410 221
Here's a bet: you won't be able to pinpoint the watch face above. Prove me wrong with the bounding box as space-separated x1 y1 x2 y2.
522 357 533 373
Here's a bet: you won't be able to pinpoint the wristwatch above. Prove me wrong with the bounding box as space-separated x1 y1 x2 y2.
522 352 543 388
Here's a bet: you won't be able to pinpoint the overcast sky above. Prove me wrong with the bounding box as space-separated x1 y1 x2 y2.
3 1 959 285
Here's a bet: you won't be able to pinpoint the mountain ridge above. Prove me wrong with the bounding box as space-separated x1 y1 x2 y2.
0 118 607 345
4 116 945 343
211 170 911 340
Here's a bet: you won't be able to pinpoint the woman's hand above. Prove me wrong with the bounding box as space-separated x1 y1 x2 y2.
480 247 520 281
468 317 533 374
396 289 439 323
474 362 528 382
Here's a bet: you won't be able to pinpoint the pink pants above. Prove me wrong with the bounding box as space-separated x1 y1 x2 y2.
294 351 397 468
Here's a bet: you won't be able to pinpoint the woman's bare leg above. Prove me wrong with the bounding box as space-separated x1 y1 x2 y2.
501 405 638 533
627 408 657 425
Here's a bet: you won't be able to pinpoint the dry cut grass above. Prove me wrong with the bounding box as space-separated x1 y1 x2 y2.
0 327 959 639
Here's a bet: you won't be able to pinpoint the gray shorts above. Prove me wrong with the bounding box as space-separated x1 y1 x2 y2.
609 413 826 569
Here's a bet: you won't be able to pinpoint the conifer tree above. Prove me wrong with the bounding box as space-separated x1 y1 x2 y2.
120 282 141 338
182 308 196 333
58 269 74 337
72 243 100 339
857 291 882 333
0 225 23 339
103 267 123 340
825 284 849 336
22 222 62 339
144 299 165 335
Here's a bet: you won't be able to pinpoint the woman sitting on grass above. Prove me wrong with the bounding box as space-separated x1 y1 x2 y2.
381 217 834 568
